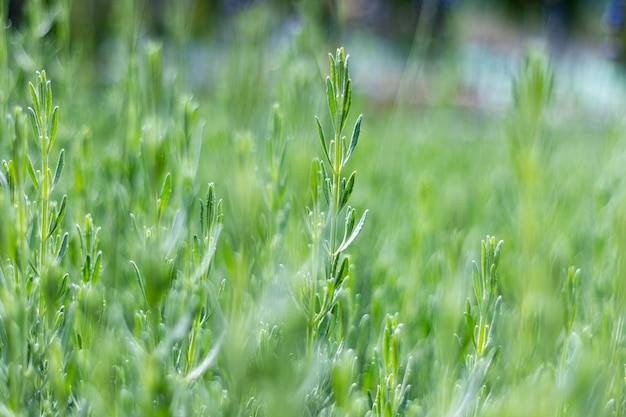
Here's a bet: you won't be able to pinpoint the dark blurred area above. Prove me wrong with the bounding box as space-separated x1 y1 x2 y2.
0 0 613 54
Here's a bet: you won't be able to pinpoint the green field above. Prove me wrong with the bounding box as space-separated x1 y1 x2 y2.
0 1 625 416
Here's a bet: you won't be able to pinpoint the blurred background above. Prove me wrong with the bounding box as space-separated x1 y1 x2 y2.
3 0 625 120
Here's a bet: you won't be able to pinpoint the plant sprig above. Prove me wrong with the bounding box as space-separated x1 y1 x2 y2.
306 48 368 348
27 70 66 275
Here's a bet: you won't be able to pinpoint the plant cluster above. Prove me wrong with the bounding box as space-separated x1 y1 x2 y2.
0 2 625 416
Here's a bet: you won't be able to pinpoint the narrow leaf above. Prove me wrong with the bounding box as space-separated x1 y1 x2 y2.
130 260 149 308
337 209 368 253
83 255 90 283
328 53 336 93
55 232 69 264
215 198 223 226
92 252 102 284
158 173 172 219
57 273 68 298
53 148 65 186
343 52 349 87
472 261 481 303
206 182 215 232
326 77 336 125
346 114 362 162
315 116 331 164
29 83 40 120
343 207 356 240
48 106 59 151
28 107 41 139
339 171 356 211
341 78 352 131
27 155 39 189
336 257 350 286
46 79 53 120
48 195 67 238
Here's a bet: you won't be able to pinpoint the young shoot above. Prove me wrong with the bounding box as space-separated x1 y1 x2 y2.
306 47 368 348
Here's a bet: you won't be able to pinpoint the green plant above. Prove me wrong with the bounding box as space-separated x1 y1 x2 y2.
367 313 412 417
304 47 367 349
454 236 503 416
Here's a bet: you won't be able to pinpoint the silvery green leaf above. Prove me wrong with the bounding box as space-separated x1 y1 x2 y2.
53 148 64 186
342 207 356 245
337 209 367 253
48 106 59 152
336 257 349 286
48 195 67 238
315 116 331 164
28 107 41 139
92 251 102 284
341 78 352 131
29 82 39 119
472 260 481 304
55 232 69 264
339 171 355 211
57 273 67 298
326 77 336 125
329 53 336 92
27 155 39 189
323 177 331 206
130 260 149 308
346 115 362 162
45 78 52 120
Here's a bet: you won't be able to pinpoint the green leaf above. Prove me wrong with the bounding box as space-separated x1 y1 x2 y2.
205 182 216 234
472 260 481 302
82 255 91 283
346 114 362 162
28 107 41 139
55 232 69 264
321 177 330 206
215 199 223 226
57 273 68 298
336 257 350 287
343 52 350 89
337 209 368 253
48 195 67 238
326 77 336 126
341 78 352 131
130 260 149 308
45 77 52 120
339 171 355 211
48 106 59 152
315 116 331 164
27 155 39 189
328 53 336 93
53 148 65 186
342 207 356 245
0 169 7 192
92 251 102 284
29 82 40 120
337 48 346 85
158 173 172 220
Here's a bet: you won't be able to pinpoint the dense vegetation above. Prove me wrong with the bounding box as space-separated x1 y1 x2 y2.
0 1 624 416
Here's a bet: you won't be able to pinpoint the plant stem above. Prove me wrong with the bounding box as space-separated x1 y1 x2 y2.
330 129 341 258
40 133 49 276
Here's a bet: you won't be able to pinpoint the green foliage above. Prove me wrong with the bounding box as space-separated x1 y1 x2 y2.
304 47 368 350
0 2 625 416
